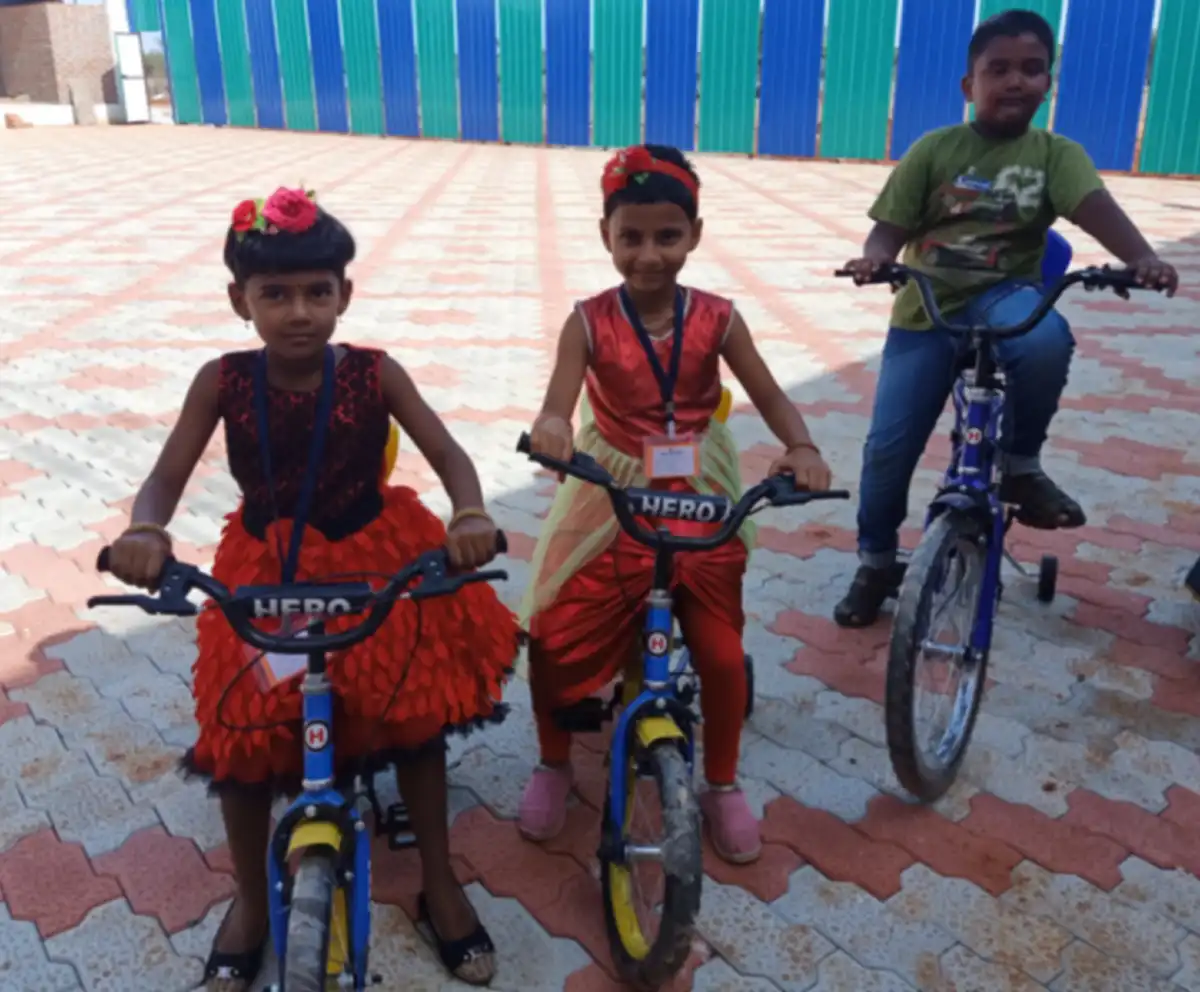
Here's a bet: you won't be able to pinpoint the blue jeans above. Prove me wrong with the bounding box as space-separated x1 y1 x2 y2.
856 281 1075 568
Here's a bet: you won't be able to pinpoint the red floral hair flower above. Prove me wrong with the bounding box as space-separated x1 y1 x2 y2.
231 187 319 240
601 146 699 203
231 199 258 233
262 187 319 234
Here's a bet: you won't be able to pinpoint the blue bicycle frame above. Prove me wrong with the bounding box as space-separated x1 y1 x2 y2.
266 631 372 986
606 549 696 836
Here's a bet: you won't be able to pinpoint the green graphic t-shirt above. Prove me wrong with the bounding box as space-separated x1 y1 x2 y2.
870 125 1105 330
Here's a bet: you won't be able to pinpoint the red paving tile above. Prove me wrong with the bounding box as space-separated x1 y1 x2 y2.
959 794 1129 891
0 829 122 937
1062 790 1200 876
92 827 235 933
761 798 914 900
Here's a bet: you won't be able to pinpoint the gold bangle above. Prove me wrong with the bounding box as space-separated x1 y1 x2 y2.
123 522 172 546
448 507 492 531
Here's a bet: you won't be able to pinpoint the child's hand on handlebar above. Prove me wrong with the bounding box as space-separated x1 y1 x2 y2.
108 529 171 590
529 414 573 481
840 256 892 286
447 513 499 571
1130 254 1178 296
769 445 833 492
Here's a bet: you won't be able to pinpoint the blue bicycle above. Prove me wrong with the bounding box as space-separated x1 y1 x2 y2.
837 261 1150 801
89 541 506 991
517 432 846 987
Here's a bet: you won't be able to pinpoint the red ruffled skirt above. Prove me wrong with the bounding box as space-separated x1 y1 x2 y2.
185 485 520 792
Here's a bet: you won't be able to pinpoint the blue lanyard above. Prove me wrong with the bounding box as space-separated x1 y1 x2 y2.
252 345 336 583
619 286 686 436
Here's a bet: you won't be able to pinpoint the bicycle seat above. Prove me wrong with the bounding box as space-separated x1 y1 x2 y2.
1042 230 1073 285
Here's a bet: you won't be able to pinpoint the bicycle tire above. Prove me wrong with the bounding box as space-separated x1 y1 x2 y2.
886 510 989 803
283 851 338 992
601 741 702 991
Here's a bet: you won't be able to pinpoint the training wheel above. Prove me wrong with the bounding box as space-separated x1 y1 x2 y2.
1037 555 1058 603
743 655 754 719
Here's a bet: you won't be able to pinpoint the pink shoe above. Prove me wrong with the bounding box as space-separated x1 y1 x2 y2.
699 786 762 864
518 764 573 841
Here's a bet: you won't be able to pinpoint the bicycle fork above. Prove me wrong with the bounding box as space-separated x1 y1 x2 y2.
607 546 694 850
268 634 373 988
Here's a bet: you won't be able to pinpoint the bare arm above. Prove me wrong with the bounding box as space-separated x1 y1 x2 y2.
861 220 911 262
380 355 485 513
1069 189 1155 263
720 311 816 451
538 309 589 423
130 360 221 527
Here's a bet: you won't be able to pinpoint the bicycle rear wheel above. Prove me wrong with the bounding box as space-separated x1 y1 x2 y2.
886 510 989 802
283 850 350 992
600 740 702 991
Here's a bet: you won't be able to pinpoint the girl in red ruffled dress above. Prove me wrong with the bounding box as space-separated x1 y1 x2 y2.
518 147 833 863
105 188 519 990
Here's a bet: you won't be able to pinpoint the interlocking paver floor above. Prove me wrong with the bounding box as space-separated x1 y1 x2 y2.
1 126 1198 990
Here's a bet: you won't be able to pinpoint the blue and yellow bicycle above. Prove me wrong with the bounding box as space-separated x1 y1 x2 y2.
517 432 846 988
90 539 506 991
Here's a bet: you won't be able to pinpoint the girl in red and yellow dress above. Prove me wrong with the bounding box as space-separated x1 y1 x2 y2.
104 189 519 990
518 147 833 863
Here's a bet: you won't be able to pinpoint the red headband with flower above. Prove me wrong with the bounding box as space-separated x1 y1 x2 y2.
231 187 319 240
601 146 699 206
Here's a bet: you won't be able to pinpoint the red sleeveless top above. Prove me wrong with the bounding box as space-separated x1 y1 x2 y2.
218 344 389 537
578 287 734 456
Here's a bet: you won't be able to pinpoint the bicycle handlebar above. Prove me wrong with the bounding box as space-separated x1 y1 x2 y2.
833 263 1153 339
88 533 509 654
516 433 848 551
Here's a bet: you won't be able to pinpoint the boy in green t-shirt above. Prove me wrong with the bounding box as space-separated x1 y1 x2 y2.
835 8 1178 628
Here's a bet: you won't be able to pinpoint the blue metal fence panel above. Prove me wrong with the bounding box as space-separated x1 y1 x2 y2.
244 0 286 129
456 0 500 141
378 0 421 136
1054 0 1154 171
644 0 699 149
307 0 349 133
545 0 589 146
757 0 825 157
189 0 228 125
891 0 972 158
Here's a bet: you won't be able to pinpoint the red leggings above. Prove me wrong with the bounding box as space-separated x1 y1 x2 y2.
533 590 747 786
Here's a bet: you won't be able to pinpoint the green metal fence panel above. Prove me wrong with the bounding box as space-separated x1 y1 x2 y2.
274 0 318 130
975 0 1063 129
593 0 643 148
129 0 161 32
499 0 544 144
340 0 386 135
215 0 256 127
820 0 898 159
415 0 459 138
160 1 203 124
1140 0 1200 175
697 0 758 153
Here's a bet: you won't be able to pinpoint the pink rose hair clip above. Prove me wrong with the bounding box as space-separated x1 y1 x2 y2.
231 187 319 240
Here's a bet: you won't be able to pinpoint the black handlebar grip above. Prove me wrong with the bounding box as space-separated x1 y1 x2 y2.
516 432 532 455
495 530 508 555
97 547 112 572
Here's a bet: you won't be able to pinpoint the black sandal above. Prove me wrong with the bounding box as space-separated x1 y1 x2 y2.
834 563 907 628
200 901 267 991
416 892 496 986
999 471 1087 530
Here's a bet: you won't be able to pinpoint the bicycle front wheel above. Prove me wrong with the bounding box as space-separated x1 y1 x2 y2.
283 850 350 992
600 740 702 991
886 509 990 803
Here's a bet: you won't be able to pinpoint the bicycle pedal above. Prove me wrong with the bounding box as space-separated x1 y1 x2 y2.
382 803 417 850
552 697 609 733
